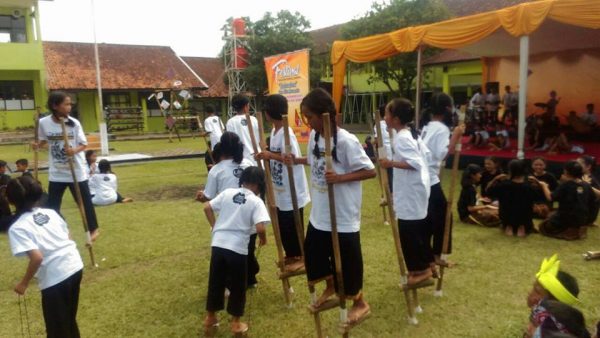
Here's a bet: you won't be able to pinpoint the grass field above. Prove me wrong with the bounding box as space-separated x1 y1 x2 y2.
0 156 599 337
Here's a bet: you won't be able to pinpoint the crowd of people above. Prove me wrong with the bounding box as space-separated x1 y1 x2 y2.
0 88 598 338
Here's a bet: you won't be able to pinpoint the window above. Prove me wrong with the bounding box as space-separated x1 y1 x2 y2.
141 91 163 117
0 81 35 111
0 15 27 43
104 92 131 108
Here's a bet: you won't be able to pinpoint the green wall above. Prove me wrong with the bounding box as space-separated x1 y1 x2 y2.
0 69 45 129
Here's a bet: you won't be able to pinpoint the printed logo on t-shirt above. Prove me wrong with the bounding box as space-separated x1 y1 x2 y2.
212 120 218 124
232 192 247 205
103 176 110 182
311 154 327 191
240 118 248 126
271 161 284 186
577 186 584 194
33 213 50 226
233 167 244 178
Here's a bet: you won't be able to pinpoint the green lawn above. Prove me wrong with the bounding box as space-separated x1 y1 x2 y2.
0 158 599 337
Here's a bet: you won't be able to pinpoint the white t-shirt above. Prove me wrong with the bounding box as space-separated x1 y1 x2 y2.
8 208 84 290
373 120 393 159
209 187 270 255
203 158 254 200
204 115 224 150
89 173 118 205
226 114 261 166
38 115 89 183
269 127 310 211
422 120 450 186
496 129 511 147
392 129 431 220
307 129 375 233
476 130 490 140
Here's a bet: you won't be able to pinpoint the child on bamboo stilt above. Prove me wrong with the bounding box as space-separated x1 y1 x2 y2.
203 167 270 336
538 161 600 240
33 92 100 241
421 93 464 267
3 176 84 338
457 164 501 227
379 98 435 285
577 155 599 227
531 157 558 219
255 94 310 272
486 159 541 237
196 132 258 287
225 94 261 166
287 88 376 324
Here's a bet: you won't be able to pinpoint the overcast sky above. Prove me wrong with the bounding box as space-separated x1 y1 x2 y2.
39 0 377 57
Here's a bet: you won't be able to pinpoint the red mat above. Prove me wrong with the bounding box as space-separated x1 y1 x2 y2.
460 137 600 163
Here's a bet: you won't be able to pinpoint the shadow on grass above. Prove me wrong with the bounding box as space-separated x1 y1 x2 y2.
135 185 200 201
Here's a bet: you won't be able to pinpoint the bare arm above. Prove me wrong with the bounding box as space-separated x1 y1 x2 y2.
325 168 376 184
203 203 216 229
256 223 267 246
378 158 415 170
14 250 43 295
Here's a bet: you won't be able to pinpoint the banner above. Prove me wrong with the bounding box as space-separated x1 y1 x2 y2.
264 49 311 142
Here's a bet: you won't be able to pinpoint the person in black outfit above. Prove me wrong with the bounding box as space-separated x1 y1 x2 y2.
487 159 540 237
480 156 502 200
578 155 599 226
539 161 599 240
458 164 501 227
531 157 558 218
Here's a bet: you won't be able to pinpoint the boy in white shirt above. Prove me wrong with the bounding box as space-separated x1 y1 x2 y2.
289 88 376 325
33 92 100 241
203 104 225 150
203 167 270 337
379 98 434 285
255 94 311 272
5 176 84 338
225 94 261 166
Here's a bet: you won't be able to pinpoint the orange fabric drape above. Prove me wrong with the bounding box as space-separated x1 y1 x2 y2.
331 0 600 112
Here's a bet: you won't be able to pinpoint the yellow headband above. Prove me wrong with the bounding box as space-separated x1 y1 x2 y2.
535 254 580 306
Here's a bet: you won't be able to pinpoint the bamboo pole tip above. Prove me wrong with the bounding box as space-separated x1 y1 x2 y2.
433 290 443 297
408 316 418 325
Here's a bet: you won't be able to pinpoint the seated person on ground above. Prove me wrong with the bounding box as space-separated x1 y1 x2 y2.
468 123 489 148
527 254 580 309
15 159 32 177
526 299 590 338
489 123 510 151
89 160 133 206
457 164 501 227
531 157 558 219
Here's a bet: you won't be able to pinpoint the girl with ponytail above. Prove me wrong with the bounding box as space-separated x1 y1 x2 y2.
287 88 376 324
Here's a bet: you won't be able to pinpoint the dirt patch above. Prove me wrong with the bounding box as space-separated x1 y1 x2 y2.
135 185 201 201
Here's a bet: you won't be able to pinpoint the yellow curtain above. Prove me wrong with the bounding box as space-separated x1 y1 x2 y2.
331 0 600 112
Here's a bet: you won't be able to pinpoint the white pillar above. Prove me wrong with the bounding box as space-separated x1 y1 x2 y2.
90 0 109 155
517 35 529 160
415 46 423 129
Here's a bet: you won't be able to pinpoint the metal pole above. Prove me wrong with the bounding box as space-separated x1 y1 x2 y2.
415 46 423 129
517 36 529 160
90 0 108 155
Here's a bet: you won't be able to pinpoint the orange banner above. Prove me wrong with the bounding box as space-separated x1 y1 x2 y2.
264 49 311 142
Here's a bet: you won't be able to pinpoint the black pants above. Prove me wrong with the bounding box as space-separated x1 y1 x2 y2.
304 223 363 296
41 270 82 338
247 234 259 286
426 183 452 256
47 181 99 232
206 247 247 317
277 208 304 258
387 168 394 193
398 219 433 272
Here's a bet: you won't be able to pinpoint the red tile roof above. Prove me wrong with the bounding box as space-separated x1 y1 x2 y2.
44 41 208 90
181 57 228 98
309 24 343 55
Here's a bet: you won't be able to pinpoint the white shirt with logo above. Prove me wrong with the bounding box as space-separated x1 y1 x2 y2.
209 187 270 255
89 173 118 205
226 114 261 166
8 208 84 290
392 129 431 220
203 158 254 200
38 115 89 183
269 127 310 211
204 115 224 150
307 128 375 233
422 120 450 186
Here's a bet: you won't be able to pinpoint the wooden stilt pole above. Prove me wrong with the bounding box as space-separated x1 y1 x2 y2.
282 115 324 336
435 122 464 296
322 114 350 337
374 112 419 324
248 112 293 307
59 118 97 268
373 123 390 226
33 107 40 181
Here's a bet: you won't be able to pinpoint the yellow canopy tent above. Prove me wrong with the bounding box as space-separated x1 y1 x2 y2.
330 0 600 158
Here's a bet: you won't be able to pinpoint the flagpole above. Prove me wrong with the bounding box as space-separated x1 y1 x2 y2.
90 0 109 156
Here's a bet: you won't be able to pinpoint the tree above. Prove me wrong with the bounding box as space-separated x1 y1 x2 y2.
340 0 450 98
221 10 322 95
